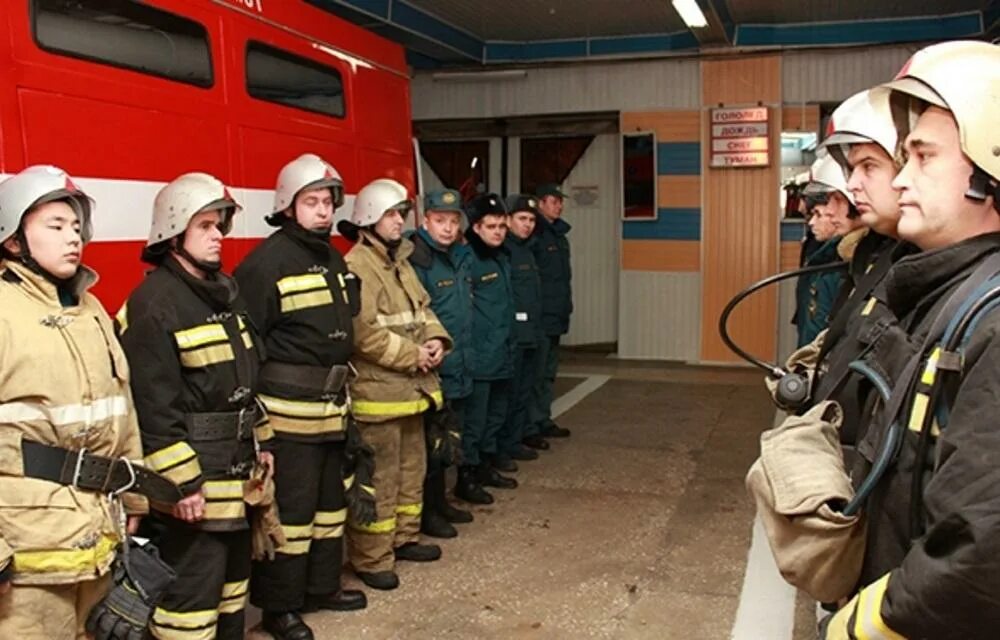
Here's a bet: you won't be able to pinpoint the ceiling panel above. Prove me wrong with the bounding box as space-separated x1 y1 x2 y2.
727 0 988 24
408 0 688 41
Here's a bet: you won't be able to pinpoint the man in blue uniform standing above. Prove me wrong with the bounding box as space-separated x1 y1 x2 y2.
408 189 476 535
530 184 573 441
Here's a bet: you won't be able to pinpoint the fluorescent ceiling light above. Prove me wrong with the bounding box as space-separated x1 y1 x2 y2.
672 0 708 28
431 69 527 82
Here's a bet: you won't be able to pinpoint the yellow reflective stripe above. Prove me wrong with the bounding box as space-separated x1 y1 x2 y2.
179 344 235 368
218 594 247 615
277 538 312 555
337 273 349 304
315 508 347 526
280 289 334 313
907 392 930 433
160 457 203 487
12 533 117 575
259 395 346 419
241 331 253 349
203 480 245 500
152 607 218 637
383 331 404 363
375 309 428 327
351 516 396 534
920 347 940 386
343 473 355 489
362 484 376 496
276 273 327 295
174 324 228 349
221 579 248 599
281 522 314 539
352 390 444 418
145 442 199 474
115 303 129 334
396 502 422 517
313 524 344 540
0 395 129 428
203 500 245 521
854 574 905 640
254 421 275 442
861 297 877 316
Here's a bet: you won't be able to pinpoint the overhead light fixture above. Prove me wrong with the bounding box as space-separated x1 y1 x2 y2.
431 69 527 82
672 0 708 28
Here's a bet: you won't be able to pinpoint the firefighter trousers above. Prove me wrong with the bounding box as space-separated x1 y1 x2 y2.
531 335 561 431
499 346 540 453
250 437 347 612
348 414 425 573
150 519 251 640
0 573 110 640
463 379 511 466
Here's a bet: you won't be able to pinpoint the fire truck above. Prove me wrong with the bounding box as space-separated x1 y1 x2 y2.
0 0 415 310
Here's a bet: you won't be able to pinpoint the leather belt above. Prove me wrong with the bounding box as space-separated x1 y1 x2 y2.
260 362 349 396
185 404 260 442
21 440 184 504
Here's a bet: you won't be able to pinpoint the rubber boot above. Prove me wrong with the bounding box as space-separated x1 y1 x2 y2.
454 464 494 504
478 461 518 489
421 469 458 538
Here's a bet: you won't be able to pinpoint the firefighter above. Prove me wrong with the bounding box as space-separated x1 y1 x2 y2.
117 172 273 640
407 189 475 539
341 178 452 591
0 166 148 639
234 154 366 640
497 194 545 462
530 184 572 441
455 193 517 504
819 41 1000 639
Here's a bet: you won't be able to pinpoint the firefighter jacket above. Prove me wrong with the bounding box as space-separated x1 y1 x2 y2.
845 232 1000 639
234 221 358 442
504 233 544 349
794 237 845 348
345 230 452 423
0 260 145 586
117 257 271 532
466 229 514 380
407 227 474 401
532 215 572 337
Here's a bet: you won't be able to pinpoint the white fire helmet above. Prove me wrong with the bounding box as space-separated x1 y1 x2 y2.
147 172 242 247
803 151 856 205
875 40 1000 184
821 89 897 174
268 153 345 226
338 178 411 239
0 165 94 245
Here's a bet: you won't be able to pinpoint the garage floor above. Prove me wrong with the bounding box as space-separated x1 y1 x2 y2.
247 354 820 639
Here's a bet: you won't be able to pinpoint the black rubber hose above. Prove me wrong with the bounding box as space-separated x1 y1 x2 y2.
718 262 849 376
842 360 898 517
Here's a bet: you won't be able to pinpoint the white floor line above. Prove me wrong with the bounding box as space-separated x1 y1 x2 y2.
729 516 798 640
551 374 611 418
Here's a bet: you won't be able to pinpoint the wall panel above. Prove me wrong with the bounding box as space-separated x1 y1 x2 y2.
618 271 701 361
782 45 916 104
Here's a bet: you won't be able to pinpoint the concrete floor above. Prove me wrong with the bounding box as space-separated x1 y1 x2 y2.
247 354 814 639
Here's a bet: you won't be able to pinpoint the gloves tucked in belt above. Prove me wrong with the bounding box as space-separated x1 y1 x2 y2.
244 462 286 561
86 540 176 640
343 414 376 526
425 404 462 469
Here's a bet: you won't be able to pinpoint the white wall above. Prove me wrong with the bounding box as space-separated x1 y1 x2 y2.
619 272 702 361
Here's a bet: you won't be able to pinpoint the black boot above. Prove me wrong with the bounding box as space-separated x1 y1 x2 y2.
541 421 571 438
508 445 539 461
394 541 442 562
429 466 473 523
421 469 458 537
522 434 550 450
301 589 367 613
356 570 399 590
455 465 494 504
478 462 518 489
491 453 518 473
441 500 474 524
262 611 314 640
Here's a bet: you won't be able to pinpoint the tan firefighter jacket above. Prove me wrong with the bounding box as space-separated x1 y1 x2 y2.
345 230 452 422
0 260 146 586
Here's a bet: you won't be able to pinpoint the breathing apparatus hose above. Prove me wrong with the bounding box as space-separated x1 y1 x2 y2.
718 261 849 408
841 360 898 517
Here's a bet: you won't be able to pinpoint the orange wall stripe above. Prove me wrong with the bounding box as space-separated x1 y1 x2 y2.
621 239 701 272
780 241 802 271
658 175 701 209
781 105 820 133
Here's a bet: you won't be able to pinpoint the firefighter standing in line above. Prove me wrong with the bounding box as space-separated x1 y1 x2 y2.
497 194 545 463
407 189 475 539
234 154 366 640
530 184 573 441
117 172 273 640
454 193 518 504
819 41 1000 639
0 166 148 639
342 178 452 591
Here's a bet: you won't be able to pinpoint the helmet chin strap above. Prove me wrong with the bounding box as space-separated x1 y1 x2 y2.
172 234 221 274
966 166 999 206
12 228 77 287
